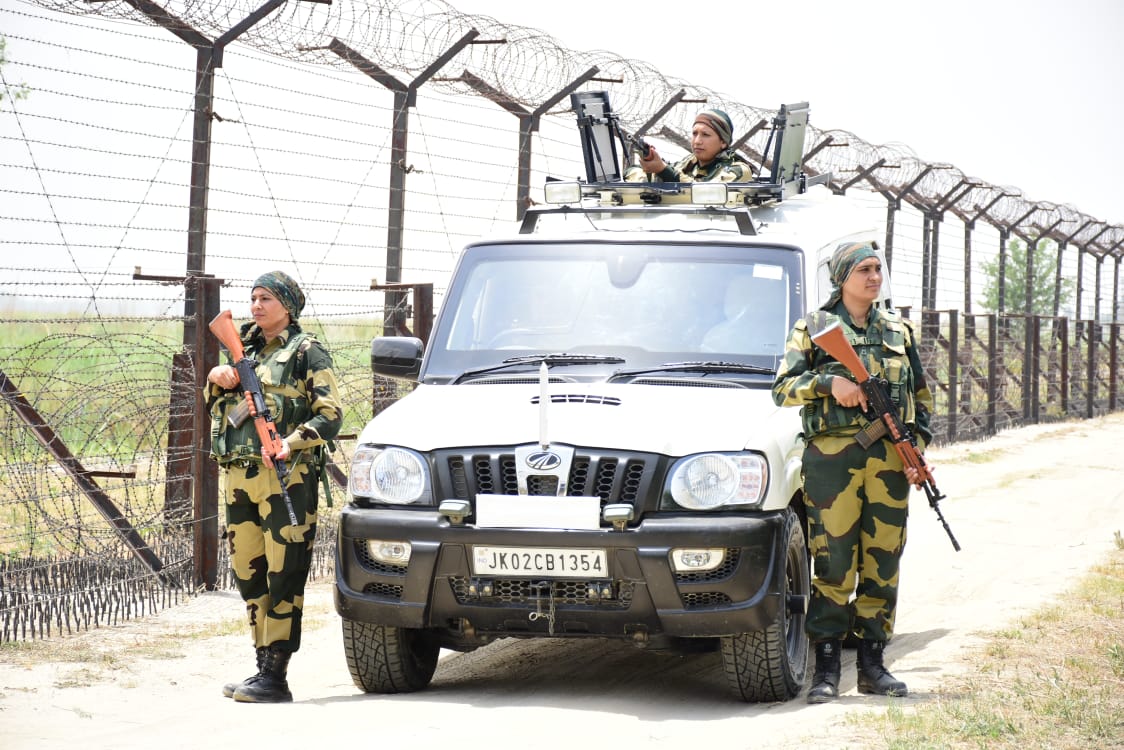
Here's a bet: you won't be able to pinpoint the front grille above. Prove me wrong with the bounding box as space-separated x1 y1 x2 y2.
437 447 661 506
449 576 634 610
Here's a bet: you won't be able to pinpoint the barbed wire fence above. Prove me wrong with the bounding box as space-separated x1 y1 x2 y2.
1 0 1121 641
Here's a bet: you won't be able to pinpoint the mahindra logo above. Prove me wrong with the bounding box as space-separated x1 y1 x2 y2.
526 451 562 471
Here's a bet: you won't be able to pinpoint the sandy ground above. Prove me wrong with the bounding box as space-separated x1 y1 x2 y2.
3 413 1124 750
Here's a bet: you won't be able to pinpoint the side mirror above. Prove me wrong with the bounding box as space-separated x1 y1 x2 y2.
371 336 424 380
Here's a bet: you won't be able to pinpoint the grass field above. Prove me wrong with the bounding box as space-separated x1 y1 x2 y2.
855 537 1124 749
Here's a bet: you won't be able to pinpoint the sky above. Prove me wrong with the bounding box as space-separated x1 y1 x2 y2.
454 0 1124 227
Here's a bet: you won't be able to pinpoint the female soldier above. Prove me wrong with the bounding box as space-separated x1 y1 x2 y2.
206 271 342 703
628 108 754 182
772 242 934 704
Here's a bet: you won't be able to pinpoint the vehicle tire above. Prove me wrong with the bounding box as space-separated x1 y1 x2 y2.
341 618 440 693
719 507 810 702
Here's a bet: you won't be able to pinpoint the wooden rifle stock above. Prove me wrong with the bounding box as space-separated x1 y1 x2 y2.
811 321 960 551
208 310 299 526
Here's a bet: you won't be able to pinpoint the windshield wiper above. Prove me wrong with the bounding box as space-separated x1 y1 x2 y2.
452 353 626 384
608 360 775 382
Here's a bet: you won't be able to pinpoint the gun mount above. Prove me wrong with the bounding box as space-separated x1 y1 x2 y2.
522 93 831 234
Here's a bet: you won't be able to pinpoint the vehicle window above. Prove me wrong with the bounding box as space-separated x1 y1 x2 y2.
440 253 791 359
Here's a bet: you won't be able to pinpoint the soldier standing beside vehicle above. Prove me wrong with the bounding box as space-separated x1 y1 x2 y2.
771 242 934 704
205 271 342 703
626 108 755 182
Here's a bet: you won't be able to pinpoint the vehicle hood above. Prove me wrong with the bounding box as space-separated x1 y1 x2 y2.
357 380 801 457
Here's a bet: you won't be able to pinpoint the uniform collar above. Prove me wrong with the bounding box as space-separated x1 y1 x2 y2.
242 321 301 348
832 300 881 330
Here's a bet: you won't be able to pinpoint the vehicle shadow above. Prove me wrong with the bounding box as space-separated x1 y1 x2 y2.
307 627 955 718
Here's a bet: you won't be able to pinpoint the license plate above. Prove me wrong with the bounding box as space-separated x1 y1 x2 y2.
472 546 608 578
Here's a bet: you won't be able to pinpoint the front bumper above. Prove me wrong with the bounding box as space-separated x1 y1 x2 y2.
334 507 790 641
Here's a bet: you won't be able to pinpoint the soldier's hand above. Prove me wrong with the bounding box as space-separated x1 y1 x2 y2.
904 464 921 485
830 375 868 411
904 459 935 488
261 438 290 470
639 146 666 174
208 365 238 390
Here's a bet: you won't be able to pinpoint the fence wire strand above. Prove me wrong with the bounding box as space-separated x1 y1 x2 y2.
1 0 1122 640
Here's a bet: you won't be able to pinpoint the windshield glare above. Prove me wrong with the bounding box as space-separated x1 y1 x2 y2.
427 244 799 378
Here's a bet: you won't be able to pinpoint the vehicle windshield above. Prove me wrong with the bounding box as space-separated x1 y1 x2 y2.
423 241 802 382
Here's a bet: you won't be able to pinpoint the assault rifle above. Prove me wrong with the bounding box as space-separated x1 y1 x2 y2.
208 310 299 526
811 322 961 551
628 134 651 159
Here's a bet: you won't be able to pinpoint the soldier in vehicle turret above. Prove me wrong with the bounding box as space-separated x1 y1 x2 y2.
626 108 755 182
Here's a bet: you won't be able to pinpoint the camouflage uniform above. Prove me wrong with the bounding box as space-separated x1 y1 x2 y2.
625 108 755 183
625 150 755 183
208 319 342 653
772 302 932 643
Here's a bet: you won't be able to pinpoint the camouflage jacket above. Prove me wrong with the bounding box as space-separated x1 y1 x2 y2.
625 149 755 183
771 303 934 449
207 321 343 464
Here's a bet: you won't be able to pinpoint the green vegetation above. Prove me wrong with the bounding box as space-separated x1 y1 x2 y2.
978 237 1074 317
0 35 31 104
854 543 1124 749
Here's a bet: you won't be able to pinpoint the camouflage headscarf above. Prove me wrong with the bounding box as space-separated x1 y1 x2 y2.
820 241 879 311
252 270 305 320
694 108 733 147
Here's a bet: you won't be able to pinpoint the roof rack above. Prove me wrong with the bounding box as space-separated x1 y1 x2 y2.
518 196 760 235
519 94 831 234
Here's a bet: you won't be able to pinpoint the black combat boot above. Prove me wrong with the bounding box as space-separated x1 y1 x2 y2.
233 647 293 703
223 646 268 698
806 639 842 704
856 639 908 696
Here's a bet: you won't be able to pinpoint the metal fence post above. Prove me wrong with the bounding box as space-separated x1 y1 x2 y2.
192 276 223 590
946 309 958 443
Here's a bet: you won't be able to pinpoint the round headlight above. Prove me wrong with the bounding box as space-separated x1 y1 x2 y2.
668 453 767 510
350 446 430 504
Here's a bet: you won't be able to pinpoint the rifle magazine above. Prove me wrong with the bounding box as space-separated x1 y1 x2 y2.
854 419 887 449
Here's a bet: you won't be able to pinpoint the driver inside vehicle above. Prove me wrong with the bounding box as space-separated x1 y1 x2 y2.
701 271 788 355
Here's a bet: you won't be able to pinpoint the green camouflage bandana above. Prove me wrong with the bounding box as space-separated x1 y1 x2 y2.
252 270 305 320
821 242 878 310
695 108 733 147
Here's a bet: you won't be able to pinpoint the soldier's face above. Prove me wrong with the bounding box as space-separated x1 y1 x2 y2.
842 258 883 306
250 287 291 336
691 123 726 166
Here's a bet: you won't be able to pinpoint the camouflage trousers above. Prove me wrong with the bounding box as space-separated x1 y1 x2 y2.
223 459 318 653
802 434 909 643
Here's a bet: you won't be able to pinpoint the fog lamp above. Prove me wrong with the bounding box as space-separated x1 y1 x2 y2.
671 548 725 573
366 540 412 566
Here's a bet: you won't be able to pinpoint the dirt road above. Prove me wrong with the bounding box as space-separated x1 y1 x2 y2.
4 414 1124 749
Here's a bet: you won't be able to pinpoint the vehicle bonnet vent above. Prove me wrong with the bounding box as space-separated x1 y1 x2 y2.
530 394 622 405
